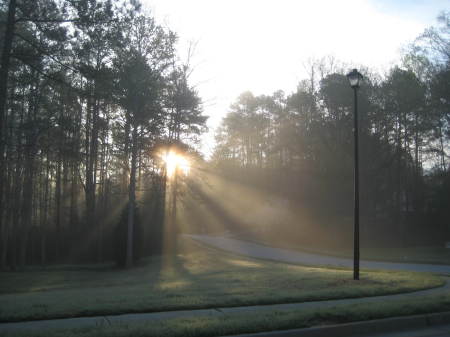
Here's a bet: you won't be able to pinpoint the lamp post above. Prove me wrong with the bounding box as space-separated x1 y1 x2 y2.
346 68 363 281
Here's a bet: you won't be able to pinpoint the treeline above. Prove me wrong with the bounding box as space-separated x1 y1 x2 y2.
212 13 449 249
0 0 207 269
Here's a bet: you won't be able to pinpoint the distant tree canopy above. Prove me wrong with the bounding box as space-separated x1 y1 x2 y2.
0 0 207 269
212 12 450 248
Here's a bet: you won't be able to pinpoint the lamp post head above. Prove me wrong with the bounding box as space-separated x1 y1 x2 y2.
346 69 363 89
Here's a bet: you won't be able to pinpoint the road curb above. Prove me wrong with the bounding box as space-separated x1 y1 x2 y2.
224 311 450 337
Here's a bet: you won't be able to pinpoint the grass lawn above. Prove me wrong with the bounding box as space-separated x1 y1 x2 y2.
0 239 444 322
5 294 450 337
314 246 450 265
344 246 450 265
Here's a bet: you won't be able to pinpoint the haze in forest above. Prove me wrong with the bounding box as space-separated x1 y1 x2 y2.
0 0 448 271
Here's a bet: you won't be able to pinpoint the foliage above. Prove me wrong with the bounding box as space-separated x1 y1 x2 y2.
212 18 450 248
0 0 207 269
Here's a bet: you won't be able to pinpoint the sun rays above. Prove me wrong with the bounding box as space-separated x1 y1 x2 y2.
162 150 190 177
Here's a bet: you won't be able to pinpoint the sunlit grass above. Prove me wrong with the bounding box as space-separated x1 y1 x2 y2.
0 239 443 322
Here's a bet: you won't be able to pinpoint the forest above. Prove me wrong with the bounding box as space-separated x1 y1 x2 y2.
0 0 207 269
0 0 449 271
211 13 450 251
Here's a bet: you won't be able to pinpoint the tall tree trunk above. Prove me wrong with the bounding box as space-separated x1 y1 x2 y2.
123 111 131 193
70 162 79 228
1 90 15 269
438 121 447 172
170 164 178 253
97 120 108 263
0 0 17 269
1 160 12 268
10 161 22 270
70 100 82 231
0 0 16 145
85 95 94 238
126 123 138 268
55 159 62 261
40 151 50 266
19 147 36 267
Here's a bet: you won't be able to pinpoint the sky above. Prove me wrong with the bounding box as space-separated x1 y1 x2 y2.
142 0 448 157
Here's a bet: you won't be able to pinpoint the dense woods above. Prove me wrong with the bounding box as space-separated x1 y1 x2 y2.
0 0 448 269
212 13 450 249
0 0 207 269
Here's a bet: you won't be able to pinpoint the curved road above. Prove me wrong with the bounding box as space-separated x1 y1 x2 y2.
186 234 450 274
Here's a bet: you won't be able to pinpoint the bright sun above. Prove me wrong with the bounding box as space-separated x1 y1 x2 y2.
162 150 190 177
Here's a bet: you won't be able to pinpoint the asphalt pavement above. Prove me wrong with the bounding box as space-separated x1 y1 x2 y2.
185 234 450 274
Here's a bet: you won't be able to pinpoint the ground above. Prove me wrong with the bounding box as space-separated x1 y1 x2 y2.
0 237 448 337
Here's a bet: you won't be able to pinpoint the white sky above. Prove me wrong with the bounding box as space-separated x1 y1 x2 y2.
142 0 448 157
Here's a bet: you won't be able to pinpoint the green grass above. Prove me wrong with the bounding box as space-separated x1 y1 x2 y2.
359 246 450 265
0 240 444 322
4 294 450 337
238 235 450 265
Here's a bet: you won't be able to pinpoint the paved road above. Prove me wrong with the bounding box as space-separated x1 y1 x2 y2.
186 234 450 274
